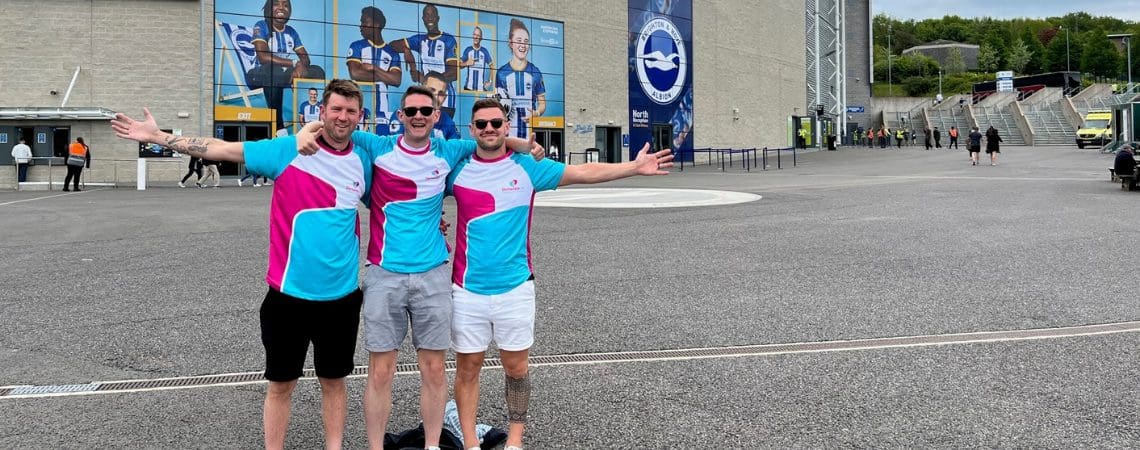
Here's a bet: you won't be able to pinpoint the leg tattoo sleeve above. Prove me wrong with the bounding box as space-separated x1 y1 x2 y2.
505 374 531 424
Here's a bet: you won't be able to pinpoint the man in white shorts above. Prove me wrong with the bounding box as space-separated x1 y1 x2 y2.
446 98 674 450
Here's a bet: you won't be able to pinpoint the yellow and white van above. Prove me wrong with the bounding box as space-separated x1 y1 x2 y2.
1076 110 1112 149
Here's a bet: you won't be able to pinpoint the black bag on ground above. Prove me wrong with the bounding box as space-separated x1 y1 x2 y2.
383 423 507 450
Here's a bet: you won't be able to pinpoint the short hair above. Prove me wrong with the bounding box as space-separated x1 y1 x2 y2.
509 18 528 41
402 85 438 108
362 6 385 29
321 79 363 109
473 26 483 36
471 98 508 117
422 71 447 84
308 87 318 94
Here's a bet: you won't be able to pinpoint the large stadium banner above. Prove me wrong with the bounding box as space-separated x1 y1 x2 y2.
215 0 564 139
628 0 692 160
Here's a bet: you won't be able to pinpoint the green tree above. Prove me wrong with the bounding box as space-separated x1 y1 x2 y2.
977 44 1001 72
1007 39 1032 74
902 76 937 96
945 47 967 74
1081 31 1122 77
1019 28 1048 73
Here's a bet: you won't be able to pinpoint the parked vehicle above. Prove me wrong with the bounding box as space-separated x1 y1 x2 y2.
1076 110 1112 149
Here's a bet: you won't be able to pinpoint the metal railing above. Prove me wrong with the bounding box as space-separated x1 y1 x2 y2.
11 157 185 191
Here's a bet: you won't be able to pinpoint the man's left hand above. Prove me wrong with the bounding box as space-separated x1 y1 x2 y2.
632 142 674 175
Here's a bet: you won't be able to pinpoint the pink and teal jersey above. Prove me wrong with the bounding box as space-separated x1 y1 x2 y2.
351 132 477 273
447 153 565 295
243 136 372 301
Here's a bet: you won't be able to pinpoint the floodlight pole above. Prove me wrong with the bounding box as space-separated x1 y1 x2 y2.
887 22 893 96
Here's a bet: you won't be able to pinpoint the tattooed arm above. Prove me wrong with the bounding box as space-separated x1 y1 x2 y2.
111 108 245 162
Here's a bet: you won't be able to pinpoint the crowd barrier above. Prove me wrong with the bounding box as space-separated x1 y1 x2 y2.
676 147 798 172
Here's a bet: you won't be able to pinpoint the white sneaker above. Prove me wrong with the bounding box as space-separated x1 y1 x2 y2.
253 183 262 187
237 179 244 187
178 182 185 188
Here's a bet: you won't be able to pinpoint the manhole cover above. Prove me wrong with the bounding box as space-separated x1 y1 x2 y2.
534 188 761 208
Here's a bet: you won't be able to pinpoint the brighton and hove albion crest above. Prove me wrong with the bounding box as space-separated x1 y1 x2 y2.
635 17 687 105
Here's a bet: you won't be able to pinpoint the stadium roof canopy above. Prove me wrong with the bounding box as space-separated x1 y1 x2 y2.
0 107 116 121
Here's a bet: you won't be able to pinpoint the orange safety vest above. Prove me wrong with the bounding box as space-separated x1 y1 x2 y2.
69 142 88 157
949 128 958 138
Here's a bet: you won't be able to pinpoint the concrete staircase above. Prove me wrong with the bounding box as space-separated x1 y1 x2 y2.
974 106 1026 146
1022 103 1075 145
926 108 973 139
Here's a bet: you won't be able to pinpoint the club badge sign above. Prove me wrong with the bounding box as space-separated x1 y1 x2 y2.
635 17 687 105
627 0 692 161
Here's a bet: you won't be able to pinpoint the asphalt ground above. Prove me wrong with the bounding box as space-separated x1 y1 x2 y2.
2 143 1139 448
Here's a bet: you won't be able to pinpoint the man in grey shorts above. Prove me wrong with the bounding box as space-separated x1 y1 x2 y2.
297 85 539 450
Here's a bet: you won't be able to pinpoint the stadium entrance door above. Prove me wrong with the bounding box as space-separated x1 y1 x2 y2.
534 128 565 163
215 122 271 176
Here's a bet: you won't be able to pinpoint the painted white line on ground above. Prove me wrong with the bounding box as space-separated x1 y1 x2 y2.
0 189 103 207
4 321 1138 399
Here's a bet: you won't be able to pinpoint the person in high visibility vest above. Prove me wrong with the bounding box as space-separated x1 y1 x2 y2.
948 126 960 149
797 128 809 148
64 137 91 191
895 128 904 148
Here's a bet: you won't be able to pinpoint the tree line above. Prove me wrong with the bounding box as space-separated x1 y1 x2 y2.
873 12 1138 96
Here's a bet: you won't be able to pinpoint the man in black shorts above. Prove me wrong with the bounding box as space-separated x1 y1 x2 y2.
113 79 373 450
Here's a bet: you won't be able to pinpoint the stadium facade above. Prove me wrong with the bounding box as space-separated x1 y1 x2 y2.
0 0 854 188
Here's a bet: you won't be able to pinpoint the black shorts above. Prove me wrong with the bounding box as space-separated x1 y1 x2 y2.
259 287 363 382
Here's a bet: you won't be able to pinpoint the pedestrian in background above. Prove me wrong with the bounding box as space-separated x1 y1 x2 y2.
967 127 983 165
179 156 202 188
985 126 1003 166
11 138 32 183
199 158 220 188
63 137 90 192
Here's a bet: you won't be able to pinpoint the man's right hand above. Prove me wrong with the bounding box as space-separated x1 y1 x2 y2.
111 107 164 144
297 121 324 155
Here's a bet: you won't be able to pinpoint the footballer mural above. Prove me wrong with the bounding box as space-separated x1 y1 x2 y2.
628 0 693 161
214 0 564 139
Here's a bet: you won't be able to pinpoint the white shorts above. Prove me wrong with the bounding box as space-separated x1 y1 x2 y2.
451 281 536 353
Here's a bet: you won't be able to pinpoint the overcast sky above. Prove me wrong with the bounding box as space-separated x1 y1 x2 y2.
872 0 1140 22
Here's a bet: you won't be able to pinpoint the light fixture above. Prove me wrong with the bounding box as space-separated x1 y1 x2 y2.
49 90 58 95
176 112 190 118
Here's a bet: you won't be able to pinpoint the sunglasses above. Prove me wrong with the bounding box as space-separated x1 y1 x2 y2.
473 119 504 130
402 106 435 117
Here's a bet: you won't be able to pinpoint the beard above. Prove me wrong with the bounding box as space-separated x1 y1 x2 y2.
477 134 504 152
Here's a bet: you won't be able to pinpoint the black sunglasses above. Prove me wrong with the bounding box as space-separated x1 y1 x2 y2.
473 119 505 130
402 106 435 117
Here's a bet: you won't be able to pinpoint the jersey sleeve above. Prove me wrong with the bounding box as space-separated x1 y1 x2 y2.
347 40 364 61
518 155 565 192
351 130 395 161
405 35 422 55
445 35 459 61
286 27 304 51
387 47 403 72
251 20 270 43
437 137 477 166
243 137 299 179
462 47 473 62
530 64 546 96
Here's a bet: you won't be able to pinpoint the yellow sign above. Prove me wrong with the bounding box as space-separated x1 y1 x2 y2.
532 116 565 129
215 105 276 123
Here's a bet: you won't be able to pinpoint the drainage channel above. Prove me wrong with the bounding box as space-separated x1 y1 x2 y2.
4 320 1139 399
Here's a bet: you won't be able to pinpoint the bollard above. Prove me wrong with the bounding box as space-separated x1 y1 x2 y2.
137 158 147 190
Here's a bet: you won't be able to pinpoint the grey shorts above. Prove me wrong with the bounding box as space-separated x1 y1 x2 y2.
362 263 452 352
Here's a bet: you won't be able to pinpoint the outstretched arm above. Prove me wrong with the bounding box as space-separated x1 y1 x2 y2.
111 108 245 162
559 143 673 186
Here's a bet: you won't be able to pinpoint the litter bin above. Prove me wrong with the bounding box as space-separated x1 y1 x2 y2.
827 134 837 151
